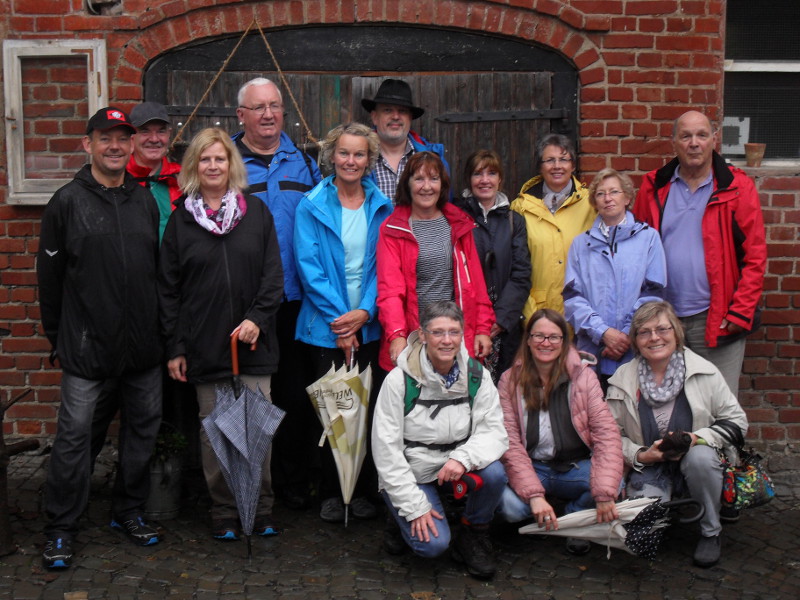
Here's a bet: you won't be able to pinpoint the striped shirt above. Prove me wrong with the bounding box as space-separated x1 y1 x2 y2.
412 215 453 315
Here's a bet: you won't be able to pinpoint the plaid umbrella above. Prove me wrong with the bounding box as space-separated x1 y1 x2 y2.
202 330 285 558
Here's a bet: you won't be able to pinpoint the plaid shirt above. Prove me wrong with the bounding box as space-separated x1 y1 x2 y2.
373 139 415 204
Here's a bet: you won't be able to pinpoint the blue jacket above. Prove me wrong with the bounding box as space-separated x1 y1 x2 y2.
563 212 667 375
233 130 322 301
294 175 393 348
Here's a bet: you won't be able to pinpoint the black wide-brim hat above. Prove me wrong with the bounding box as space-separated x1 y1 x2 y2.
361 79 425 119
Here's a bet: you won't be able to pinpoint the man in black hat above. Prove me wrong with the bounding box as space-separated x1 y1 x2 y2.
128 101 181 241
362 78 450 203
37 107 163 569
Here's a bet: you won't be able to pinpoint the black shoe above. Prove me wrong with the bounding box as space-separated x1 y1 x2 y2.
253 516 280 537
110 515 159 546
211 518 241 541
693 534 721 568
42 535 73 569
450 524 496 579
319 497 345 523
350 497 378 520
566 537 591 555
719 506 740 523
383 517 406 555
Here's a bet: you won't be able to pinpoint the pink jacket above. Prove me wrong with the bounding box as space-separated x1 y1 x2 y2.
376 203 495 372
498 347 623 503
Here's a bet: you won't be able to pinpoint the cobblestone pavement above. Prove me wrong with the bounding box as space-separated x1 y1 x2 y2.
2 449 799 600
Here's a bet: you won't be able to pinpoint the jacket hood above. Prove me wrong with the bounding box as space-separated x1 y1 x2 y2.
583 211 650 243
607 347 716 398
75 164 139 198
383 202 477 239
653 150 735 191
304 175 391 225
456 190 510 215
397 329 472 393
514 175 586 214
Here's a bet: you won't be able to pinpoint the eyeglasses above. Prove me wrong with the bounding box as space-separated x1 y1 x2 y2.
239 103 283 115
594 189 624 200
529 333 564 344
540 157 573 166
635 326 674 339
424 328 463 340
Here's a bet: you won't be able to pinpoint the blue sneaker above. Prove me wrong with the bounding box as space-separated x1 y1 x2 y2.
42 536 73 569
253 516 280 536
212 519 240 541
110 515 160 546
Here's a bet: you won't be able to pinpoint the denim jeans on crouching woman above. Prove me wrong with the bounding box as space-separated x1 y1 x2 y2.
498 458 596 522
382 460 507 558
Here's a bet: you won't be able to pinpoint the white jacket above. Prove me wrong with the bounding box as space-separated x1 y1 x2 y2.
606 348 748 469
372 331 508 521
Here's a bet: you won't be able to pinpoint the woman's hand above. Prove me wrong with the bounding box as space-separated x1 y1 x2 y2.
233 319 260 348
336 334 360 367
331 309 369 338
530 496 558 531
595 500 619 523
474 334 493 358
637 439 666 465
489 323 505 339
601 327 630 360
436 459 466 486
167 356 188 382
410 508 444 542
389 337 407 365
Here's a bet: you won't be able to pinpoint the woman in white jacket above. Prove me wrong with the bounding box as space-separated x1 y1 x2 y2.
606 301 748 569
372 301 508 579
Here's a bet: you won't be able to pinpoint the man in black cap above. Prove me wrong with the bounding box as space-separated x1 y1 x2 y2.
128 101 181 241
362 78 450 203
38 107 163 569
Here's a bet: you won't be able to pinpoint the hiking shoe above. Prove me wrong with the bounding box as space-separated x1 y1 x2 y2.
383 516 406 555
110 515 159 546
566 537 591 555
212 519 241 541
42 535 73 569
253 516 280 536
450 524 496 579
350 497 378 520
319 497 345 523
719 506 740 523
693 534 721 568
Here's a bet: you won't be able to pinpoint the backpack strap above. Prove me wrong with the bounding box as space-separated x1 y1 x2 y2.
403 373 421 416
404 358 483 416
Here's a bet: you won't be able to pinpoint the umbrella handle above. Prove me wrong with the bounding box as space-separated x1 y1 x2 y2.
661 497 705 524
230 326 257 375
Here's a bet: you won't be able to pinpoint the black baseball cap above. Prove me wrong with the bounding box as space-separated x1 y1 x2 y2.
86 107 136 135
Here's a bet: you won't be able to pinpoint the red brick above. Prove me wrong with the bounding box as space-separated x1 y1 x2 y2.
602 33 654 49
779 409 800 424
604 51 636 66
16 421 44 435
624 0 678 15
608 87 633 102
779 345 800 358
15 355 43 370
582 139 619 154
580 122 605 137
632 122 658 137
582 105 618 120
625 70 673 85
759 426 786 441
572 0 624 14
610 16 637 30
639 18 666 33
606 121 630 136
584 15 612 31
762 177 800 191
745 408 778 422
581 88 606 103
621 104 648 119
676 71 720 86
742 358 769 374
665 54 691 68
665 88 690 103
0 337 51 352
637 53 663 68
580 67 605 86
781 277 800 291
754 376 800 390
559 6 584 29
766 392 791 407
6 402 57 419
765 294 791 308
636 88 662 102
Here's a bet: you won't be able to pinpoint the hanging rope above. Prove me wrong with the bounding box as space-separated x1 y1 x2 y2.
169 19 256 151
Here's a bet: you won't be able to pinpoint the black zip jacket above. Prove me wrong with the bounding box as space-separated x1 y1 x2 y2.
37 165 162 379
157 194 283 384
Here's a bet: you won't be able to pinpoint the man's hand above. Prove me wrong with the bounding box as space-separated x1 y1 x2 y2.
436 459 466 486
410 508 444 542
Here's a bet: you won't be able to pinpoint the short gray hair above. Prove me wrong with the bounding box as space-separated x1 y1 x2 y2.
319 122 380 177
536 133 576 167
420 301 464 330
237 77 282 107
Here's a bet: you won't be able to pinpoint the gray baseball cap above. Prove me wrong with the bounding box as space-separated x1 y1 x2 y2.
130 102 170 127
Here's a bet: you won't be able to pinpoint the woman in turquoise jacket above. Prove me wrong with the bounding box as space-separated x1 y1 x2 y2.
294 122 393 524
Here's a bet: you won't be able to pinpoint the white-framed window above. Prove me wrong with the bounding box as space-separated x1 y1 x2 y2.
722 1 800 164
3 39 108 205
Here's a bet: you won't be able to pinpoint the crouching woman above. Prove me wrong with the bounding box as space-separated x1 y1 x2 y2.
372 301 508 579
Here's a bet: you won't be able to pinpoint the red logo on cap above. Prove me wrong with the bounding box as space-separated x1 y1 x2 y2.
107 109 125 121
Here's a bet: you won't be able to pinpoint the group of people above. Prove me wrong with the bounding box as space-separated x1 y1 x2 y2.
36 75 765 579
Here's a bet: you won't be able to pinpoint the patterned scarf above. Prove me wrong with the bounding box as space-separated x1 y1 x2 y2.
184 189 247 236
637 350 686 407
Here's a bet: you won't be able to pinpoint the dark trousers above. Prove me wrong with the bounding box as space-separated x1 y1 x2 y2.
45 366 162 537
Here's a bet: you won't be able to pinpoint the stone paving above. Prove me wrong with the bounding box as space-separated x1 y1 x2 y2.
2 448 799 600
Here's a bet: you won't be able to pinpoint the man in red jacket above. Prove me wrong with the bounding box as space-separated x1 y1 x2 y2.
634 110 766 398
127 101 181 241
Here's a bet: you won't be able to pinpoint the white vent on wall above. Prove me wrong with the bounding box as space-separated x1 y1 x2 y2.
722 116 750 155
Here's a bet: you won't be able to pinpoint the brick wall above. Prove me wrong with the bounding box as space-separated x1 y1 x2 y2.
1 1 798 461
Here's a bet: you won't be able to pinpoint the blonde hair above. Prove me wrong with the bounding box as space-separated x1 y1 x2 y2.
319 122 379 177
587 168 636 211
179 128 248 197
629 301 686 354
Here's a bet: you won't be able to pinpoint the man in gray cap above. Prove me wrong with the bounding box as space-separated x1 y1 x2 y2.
38 107 163 570
362 78 449 203
128 101 181 241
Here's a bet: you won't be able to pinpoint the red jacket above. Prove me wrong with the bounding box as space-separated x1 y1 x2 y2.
498 348 623 503
376 203 495 372
126 155 182 205
634 152 766 348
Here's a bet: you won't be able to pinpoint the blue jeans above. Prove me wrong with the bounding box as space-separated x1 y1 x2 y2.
382 460 507 558
45 367 162 537
498 458 595 522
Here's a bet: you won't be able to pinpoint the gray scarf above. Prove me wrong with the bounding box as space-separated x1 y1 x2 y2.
637 351 686 407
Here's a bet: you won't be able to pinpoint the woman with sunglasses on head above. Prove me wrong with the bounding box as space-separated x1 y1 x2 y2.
511 134 596 320
454 149 531 383
497 309 623 556
563 168 667 391
606 301 747 568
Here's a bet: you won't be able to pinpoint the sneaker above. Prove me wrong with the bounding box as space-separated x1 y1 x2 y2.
693 534 721 568
450 524 496 579
253 516 280 536
319 497 345 523
383 516 406 555
110 515 159 546
212 519 241 541
566 537 591 555
349 497 378 520
719 506 740 523
42 535 73 569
